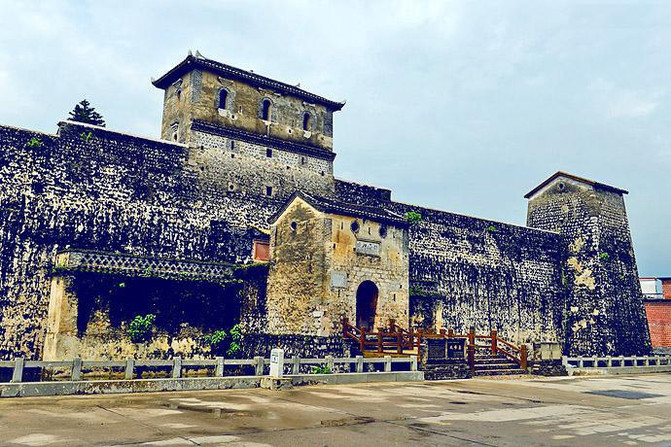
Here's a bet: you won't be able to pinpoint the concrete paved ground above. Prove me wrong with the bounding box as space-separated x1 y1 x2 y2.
1 374 671 446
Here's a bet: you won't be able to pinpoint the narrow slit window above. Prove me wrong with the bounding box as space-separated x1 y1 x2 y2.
266 186 273 196
261 99 271 120
302 113 311 131
219 89 228 110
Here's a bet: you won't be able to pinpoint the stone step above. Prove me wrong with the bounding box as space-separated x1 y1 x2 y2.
474 357 517 364
474 368 527 376
474 364 520 371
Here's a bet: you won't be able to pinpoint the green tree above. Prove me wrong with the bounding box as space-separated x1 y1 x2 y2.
68 99 106 127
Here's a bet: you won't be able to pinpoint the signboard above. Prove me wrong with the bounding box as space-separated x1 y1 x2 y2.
355 240 380 256
447 339 466 359
427 338 447 360
269 348 284 377
331 271 347 288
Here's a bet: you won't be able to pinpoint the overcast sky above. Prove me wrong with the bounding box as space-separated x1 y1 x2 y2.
1 1 669 276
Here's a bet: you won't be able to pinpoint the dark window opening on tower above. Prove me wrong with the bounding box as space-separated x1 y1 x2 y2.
301 157 306 165
261 99 271 121
302 113 311 131
176 89 181 103
219 90 228 109
266 186 273 196
266 148 272 158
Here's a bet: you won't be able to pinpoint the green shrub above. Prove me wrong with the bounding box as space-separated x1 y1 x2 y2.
404 211 423 225
486 225 498 232
312 365 331 374
599 252 610 261
127 314 156 343
226 342 241 357
203 330 227 347
226 324 242 357
201 324 243 357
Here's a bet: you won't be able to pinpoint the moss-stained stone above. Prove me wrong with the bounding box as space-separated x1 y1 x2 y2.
0 55 650 361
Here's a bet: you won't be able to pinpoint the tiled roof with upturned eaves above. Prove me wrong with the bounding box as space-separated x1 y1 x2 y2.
153 54 345 111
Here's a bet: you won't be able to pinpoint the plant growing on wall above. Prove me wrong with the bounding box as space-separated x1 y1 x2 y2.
26 137 43 148
404 211 423 225
486 225 498 233
599 252 610 261
127 314 156 343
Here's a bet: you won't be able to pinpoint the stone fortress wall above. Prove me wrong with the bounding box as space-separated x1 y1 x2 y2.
0 53 651 360
0 121 281 359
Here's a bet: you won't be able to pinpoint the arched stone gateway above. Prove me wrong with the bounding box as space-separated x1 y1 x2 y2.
356 280 379 331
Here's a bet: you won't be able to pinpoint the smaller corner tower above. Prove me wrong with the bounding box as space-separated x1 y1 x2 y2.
525 172 651 357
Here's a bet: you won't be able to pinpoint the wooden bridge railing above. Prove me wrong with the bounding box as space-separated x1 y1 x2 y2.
342 318 528 371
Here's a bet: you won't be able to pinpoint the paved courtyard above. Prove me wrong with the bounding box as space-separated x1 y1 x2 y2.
1 374 671 446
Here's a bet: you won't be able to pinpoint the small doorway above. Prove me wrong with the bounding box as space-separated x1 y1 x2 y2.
356 280 379 331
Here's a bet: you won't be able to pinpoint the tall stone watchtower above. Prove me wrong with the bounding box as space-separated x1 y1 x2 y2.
525 172 651 356
152 52 345 200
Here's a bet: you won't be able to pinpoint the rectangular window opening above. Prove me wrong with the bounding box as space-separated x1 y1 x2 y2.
253 241 270 262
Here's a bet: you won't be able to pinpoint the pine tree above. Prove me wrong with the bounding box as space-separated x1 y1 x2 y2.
68 99 106 127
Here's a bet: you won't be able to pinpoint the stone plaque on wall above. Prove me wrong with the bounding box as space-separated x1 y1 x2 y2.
331 271 347 288
447 339 466 359
427 338 447 360
355 240 380 256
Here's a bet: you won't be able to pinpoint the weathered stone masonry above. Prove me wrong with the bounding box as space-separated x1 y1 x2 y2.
0 121 275 359
0 52 651 360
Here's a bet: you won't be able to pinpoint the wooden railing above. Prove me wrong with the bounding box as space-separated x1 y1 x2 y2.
342 319 528 371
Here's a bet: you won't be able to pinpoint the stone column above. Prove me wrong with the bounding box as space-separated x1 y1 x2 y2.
43 275 80 360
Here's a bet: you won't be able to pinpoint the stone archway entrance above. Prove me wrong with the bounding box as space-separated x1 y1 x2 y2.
356 280 379 331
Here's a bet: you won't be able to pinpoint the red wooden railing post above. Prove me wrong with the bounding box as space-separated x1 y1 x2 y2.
377 332 383 353
342 317 348 337
491 329 498 355
520 344 528 370
447 328 454 338
468 326 476 374
397 332 403 354
360 328 366 352
439 328 447 338
467 343 475 374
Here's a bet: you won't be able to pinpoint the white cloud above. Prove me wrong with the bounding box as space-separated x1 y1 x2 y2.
589 79 663 119
1 0 671 274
